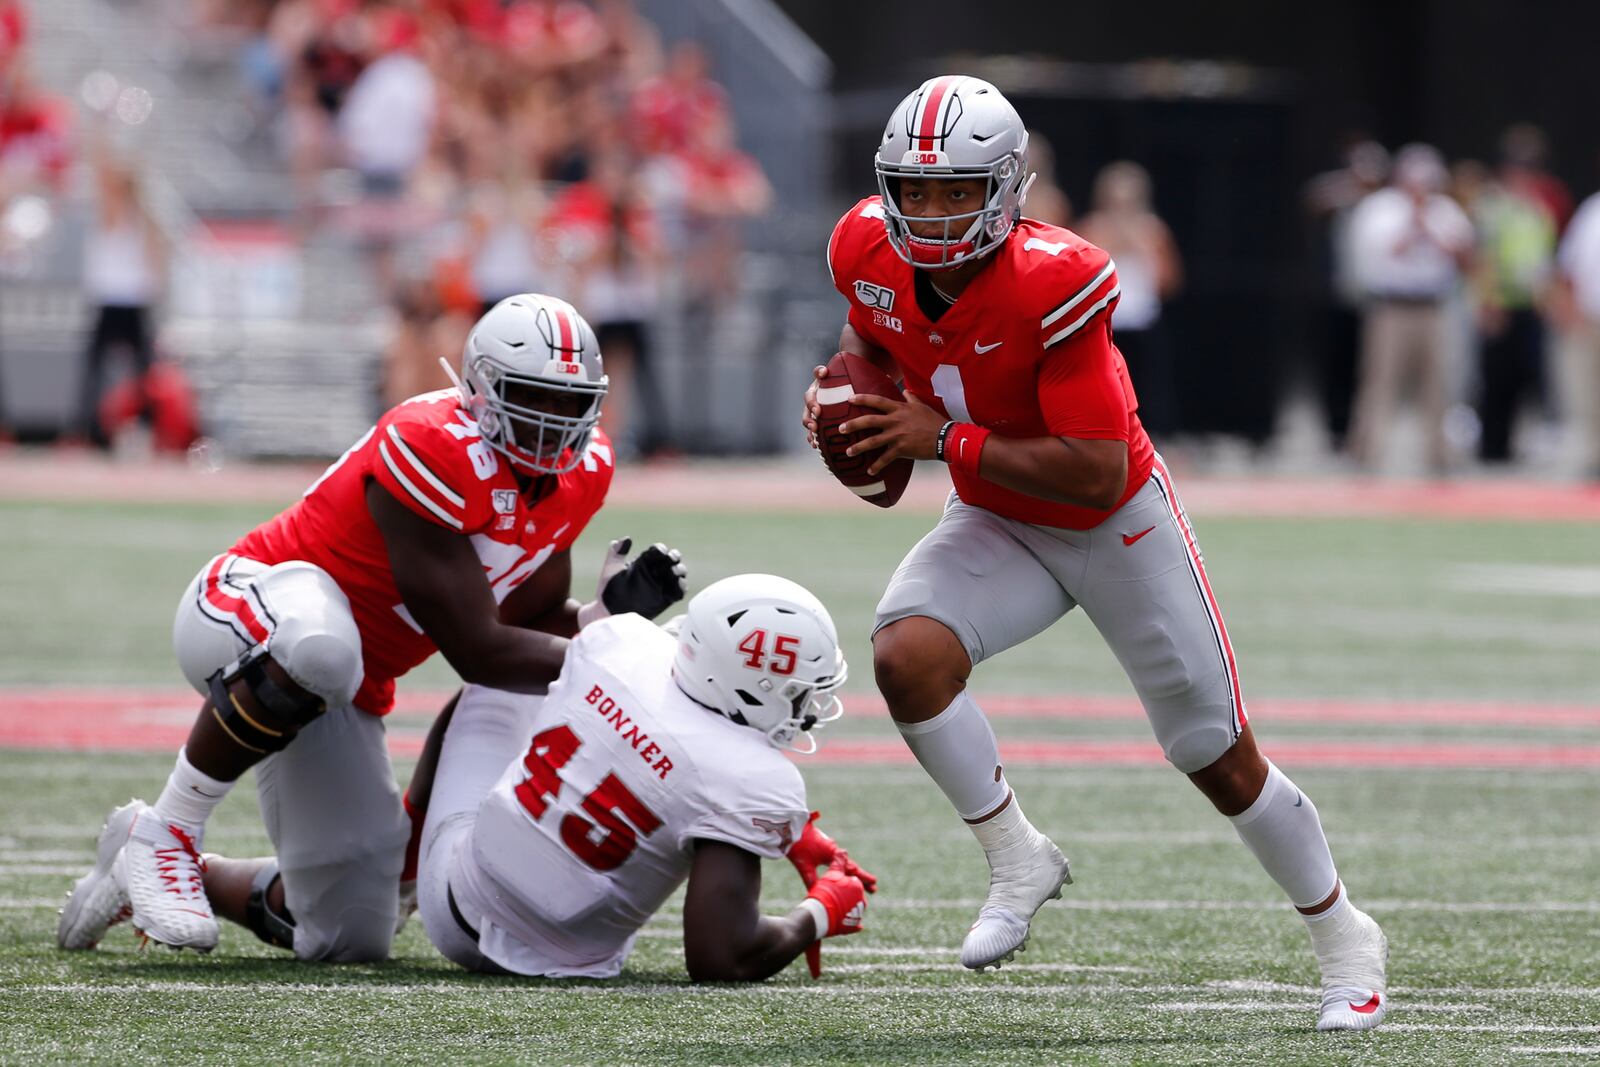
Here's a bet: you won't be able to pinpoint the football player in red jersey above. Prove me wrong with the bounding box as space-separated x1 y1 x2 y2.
803 76 1388 1031
58 294 687 963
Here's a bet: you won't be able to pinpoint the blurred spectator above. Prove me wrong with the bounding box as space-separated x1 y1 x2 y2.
1303 139 1389 452
77 156 165 449
1468 149 1556 464
337 9 434 196
1346 144 1474 473
0 0 26 69
1555 188 1600 479
631 41 726 157
547 150 665 457
1499 123 1573 234
0 60 70 199
1024 131 1072 228
466 177 546 315
1075 161 1182 440
336 6 435 287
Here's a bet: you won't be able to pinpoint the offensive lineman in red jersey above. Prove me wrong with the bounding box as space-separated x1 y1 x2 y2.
803 76 1389 1031
58 294 687 962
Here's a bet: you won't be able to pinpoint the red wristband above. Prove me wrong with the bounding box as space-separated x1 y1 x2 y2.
942 422 991 478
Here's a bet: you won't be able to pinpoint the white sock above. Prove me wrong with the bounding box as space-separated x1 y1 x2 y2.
1227 761 1339 909
967 792 1042 860
895 690 1010 821
152 747 235 830
1303 882 1351 942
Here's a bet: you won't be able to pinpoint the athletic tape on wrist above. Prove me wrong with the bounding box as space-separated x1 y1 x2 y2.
798 896 830 941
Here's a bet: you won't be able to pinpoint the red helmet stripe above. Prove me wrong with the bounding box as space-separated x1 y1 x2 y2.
554 306 576 357
916 76 958 152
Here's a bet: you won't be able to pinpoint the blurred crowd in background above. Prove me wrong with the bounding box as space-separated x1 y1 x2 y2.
3 0 1600 480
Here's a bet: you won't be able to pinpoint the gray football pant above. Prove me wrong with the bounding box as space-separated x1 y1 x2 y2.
874 462 1245 773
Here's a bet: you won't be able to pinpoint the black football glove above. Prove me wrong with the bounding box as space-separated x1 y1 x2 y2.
599 538 687 620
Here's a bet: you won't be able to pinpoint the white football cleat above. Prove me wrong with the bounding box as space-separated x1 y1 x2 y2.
1314 906 1389 1031
118 801 219 952
960 832 1071 971
56 800 139 950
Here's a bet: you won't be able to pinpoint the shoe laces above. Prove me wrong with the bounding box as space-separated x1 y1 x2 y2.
153 824 209 903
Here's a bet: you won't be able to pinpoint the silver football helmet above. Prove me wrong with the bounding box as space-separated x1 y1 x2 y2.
874 75 1033 270
456 294 606 475
671 574 847 754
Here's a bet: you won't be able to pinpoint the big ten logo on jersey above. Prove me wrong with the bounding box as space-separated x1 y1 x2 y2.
440 408 499 480
512 711 667 872
855 280 901 331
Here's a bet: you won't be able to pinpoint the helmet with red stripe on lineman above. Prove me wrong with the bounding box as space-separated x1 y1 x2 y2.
874 74 1032 270
454 294 607 475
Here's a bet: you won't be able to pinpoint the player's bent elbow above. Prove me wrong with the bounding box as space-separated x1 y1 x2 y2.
684 944 750 983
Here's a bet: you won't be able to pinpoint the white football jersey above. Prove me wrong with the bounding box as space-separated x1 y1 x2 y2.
462 613 810 977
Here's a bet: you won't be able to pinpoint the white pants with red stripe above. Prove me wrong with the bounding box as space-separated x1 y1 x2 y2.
873 460 1246 773
171 554 407 961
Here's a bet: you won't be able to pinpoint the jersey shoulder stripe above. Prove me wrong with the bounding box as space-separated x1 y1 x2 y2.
376 428 467 531
385 424 465 507
1041 257 1117 329
1041 257 1121 350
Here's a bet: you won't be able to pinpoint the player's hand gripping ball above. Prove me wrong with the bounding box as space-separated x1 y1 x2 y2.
815 351 913 508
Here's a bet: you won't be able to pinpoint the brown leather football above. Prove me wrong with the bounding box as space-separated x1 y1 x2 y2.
815 351 913 508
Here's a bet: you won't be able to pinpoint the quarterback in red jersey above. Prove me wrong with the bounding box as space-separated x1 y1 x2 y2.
59 295 686 963
804 76 1388 1032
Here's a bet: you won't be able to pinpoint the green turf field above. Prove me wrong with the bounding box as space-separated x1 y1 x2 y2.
2 498 1597 1065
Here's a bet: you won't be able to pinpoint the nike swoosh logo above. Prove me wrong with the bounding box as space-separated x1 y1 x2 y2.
189 786 222 798
550 522 571 541
1348 994 1382 1014
958 439 967 462
1293 792 1304 808
974 340 1003 354
1121 525 1157 547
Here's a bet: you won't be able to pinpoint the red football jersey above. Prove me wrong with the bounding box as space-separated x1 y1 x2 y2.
232 389 614 715
827 196 1154 529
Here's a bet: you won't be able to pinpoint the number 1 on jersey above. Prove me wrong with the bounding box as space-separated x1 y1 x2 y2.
930 364 972 423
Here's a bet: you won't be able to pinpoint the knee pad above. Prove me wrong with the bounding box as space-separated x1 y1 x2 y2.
207 646 329 755
245 860 297 951
255 563 363 706
1164 721 1238 775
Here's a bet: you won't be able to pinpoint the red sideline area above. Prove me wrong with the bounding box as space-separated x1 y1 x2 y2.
4 451 1600 520
4 688 1596 768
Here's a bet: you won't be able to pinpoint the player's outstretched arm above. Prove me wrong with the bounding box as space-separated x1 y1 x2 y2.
367 481 568 692
683 840 867 982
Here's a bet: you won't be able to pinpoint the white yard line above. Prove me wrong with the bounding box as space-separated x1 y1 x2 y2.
811 898 1600 914
1388 1024 1600 1034
1509 1048 1600 1056
13 980 1600 1002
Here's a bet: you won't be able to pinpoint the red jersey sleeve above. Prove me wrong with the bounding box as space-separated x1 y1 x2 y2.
369 402 499 534
1037 318 1135 441
1037 245 1120 351
828 198 889 338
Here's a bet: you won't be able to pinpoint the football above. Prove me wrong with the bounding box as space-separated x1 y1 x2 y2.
815 351 913 508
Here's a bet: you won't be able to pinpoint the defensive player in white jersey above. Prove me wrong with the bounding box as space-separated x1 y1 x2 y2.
57 295 687 962
804 75 1388 1031
410 575 876 980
